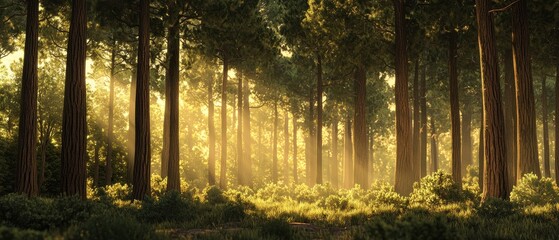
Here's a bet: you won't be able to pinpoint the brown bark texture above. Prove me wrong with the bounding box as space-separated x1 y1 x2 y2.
503 48 517 189
353 66 368 187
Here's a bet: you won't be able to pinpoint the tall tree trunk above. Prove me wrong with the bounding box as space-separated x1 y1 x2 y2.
368 129 374 186
272 102 279 183
393 0 414 195
161 84 170 178
478 110 484 188
237 71 244 185
353 66 368 187
542 75 550 177
343 117 353 188
284 110 289 182
258 121 264 182
220 59 228 189
208 75 216 185
38 124 51 189
503 48 517 189
555 63 559 185
316 54 323 185
308 89 316 185
293 116 298 183
166 12 181 192
475 0 509 200
412 58 421 181
242 75 252 186
461 106 473 177
128 66 137 184
93 140 100 188
106 42 116 186
16 0 39 197
132 0 151 200
332 116 339 188
512 0 540 179
448 31 462 187
420 64 427 178
430 117 438 173
61 0 87 199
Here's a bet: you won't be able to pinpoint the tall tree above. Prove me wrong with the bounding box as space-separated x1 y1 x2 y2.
512 0 540 179
105 42 117 186
343 117 353 188
272 102 279 183
208 72 216 185
475 0 508 200
237 72 244 185
132 0 151 200
430 117 438 172
541 75 550 178
292 116 298 183
412 59 421 181
448 31 461 187
503 48 517 188
283 110 289 182
353 66 368 187
241 74 252 186
219 60 228 188
166 1 181 191
420 64 427 178
331 115 339 188
16 0 39 197
393 0 414 195
61 0 87 198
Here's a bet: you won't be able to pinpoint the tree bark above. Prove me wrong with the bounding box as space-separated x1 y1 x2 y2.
353 66 368 187
343 117 353 188
166 11 181 192
307 89 316 185
132 0 151 200
555 63 559 185
332 115 339 188
448 31 462 187
106 42 116 186
242 75 252 186
461 106 473 177
237 71 244 185
93 140 100 188
16 0 39 197
161 83 170 178
478 109 484 188
512 0 540 179
420 64 427 178
476 0 509 200
61 0 87 199
283 110 289 182
393 0 414 195
412 58 421 181
316 53 323 185
208 75 216 185
220 59 228 189
128 66 137 184
272 102 279 183
430 117 438 173
542 75 550 178
503 48 517 189
293 116 298 183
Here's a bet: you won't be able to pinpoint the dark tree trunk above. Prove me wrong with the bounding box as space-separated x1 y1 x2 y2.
476 0 509 200
272 102 279 183
412 58 421 181
393 0 414 195
237 71 244 185
208 75 216 185
93 140 100 187
343 117 353 188
420 64 427 178
106 42 116 186
448 31 462 187
242 75 252 186
161 83 170 178
512 0 540 179
430 117 438 173
461 106 473 177
132 0 151 200
61 0 87 199
293 116 298 183
38 123 51 189
555 63 559 185
128 67 137 184
308 89 316 185
353 66 368 187
478 110 484 188
368 129 374 186
16 0 39 197
220 59 228 189
542 75 550 178
284 110 289 182
166 12 181 192
503 48 517 189
332 116 339 188
316 54 323 185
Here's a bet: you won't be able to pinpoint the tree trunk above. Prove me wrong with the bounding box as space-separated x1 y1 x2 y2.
308 89 316 185
106 42 116 186
132 0 151 200
412 58 421 182
166 12 181 192
284 110 289 182
430 117 438 173
368 129 374 186
332 116 339 188
461 106 473 177
555 63 559 185
272 102 279 183
93 140 100 188
161 83 170 178
219 59 228 189
38 124 51 189
61 0 87 199
16 0 39 197
128 66 137 184
542 75 550 178
343 117 353 188
293 116 298 183
478 109 484 188
448 31 462 187
208 75 216 185
512 0 540 179
237 71 244 185
476 0 509 200
393 0 414 195
420 64 427 178
316 54 323 185
258 121 264 182
503 48 517 189
242 75 252 186
353 66 368 187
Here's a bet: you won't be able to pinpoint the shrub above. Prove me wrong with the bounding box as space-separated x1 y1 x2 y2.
138 190 197 223
65 213 161 240
477 197 517 218
203 186 227 205
510 173 559 206
0 226 45 240
259 218 293 239
354 214 454 240
410 171 465 207
367 182 406 207
0 194 55 230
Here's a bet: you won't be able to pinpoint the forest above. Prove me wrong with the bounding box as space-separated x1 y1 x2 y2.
1 0 559 239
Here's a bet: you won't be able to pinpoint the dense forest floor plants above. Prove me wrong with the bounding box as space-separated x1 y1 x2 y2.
1 171 559 239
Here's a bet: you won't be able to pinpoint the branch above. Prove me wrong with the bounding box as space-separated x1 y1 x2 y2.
489 0 519 14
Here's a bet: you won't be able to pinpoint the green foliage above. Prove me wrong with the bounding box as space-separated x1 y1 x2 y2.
477 197 517 218
138 190 197 223
203 185 228 205
354 214 455 240
259 218 293 239
0 226 45 240
410 171 466 207
64 213 161 240
510 173 559 207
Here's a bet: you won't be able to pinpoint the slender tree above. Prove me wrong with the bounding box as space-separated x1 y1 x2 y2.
448 31 461 187
219 59 228 189
292 116 298 183
353 66 368 187
331 115 339 188
542 75 550 177
430 117 438 172
420 65 428 178
105 42 116 186
343 117 353 188
166 2 181 191
241 74 252 186
208 73 216 185
412 59 421 181
283 110 289 182
272 102 279 183
503 48 517 188
237 71 244 186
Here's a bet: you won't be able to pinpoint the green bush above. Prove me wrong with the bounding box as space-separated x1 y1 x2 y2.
354 214 454 240
410 171 465 207
477 197 517 218
65 213 161 240
510 173 559 206
259 218 293 239
0 226 45 240
203 185 228 204
138 190 197 223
